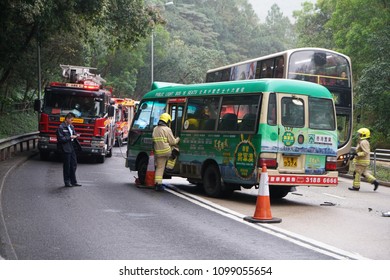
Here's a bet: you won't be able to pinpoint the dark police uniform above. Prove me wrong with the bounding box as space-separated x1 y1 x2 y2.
57 121 81 187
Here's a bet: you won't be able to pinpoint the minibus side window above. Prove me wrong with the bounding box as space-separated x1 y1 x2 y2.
132 100 166 130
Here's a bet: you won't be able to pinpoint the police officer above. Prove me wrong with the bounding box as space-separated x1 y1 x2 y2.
57 112 82 187
152 113 180 191
349 128 379 191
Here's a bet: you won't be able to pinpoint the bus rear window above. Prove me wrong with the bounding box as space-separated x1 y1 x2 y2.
309 98 335 130
281 97 304 127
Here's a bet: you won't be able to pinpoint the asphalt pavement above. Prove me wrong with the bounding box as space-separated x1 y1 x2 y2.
0 150 388 260
0 150 38 259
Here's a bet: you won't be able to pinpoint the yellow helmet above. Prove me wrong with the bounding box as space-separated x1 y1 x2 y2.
357 128 370 139
159 113 172 123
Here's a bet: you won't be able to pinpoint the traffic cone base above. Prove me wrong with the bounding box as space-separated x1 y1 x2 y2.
244 215 282 224
144 151 155 188
244 164 281 224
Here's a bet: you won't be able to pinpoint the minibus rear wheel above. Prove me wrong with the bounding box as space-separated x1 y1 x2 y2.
203 164 223 198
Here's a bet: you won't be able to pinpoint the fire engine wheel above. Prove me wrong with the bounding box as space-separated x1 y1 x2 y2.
40 151 50 161
137 156 149 185
96 155 105 163
203 164 224 198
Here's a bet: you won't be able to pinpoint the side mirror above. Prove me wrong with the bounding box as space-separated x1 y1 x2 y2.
34 99 42 112
108 105 115 117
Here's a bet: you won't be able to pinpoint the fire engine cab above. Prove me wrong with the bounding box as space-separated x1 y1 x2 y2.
35 65 116 163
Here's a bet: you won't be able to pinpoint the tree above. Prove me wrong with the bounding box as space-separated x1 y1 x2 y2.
328 0 390 77
293 0 336 49
0 0 160 109
264 4 296 51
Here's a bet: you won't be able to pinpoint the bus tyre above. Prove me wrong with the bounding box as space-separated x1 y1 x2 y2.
203 164 223 198
137 156 149 185
269 186 290 200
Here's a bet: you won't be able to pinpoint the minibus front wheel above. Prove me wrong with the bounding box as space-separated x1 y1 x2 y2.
137 156 149 185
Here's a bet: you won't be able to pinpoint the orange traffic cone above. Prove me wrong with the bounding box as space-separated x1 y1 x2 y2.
244 164 282 223
144 151 155 188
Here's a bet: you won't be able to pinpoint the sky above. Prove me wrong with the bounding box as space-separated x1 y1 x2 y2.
247 0 316 21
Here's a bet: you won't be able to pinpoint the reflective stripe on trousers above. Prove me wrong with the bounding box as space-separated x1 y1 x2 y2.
155 156 169 184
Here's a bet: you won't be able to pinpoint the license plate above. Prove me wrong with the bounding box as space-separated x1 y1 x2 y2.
283 156 297 167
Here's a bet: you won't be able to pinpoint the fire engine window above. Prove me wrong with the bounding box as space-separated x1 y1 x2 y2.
43 92 104 117
132 100 166 130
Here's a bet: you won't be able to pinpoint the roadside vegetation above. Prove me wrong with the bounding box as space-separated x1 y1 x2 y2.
0 0 389 148
373 164 390 183
0 111 38 139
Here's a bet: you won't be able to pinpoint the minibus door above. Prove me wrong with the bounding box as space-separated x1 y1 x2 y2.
167 98 186 173
277 94 308 174
167 98 186 138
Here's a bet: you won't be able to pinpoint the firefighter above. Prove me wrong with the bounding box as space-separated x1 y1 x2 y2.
152 113 180 191
349 128 379 191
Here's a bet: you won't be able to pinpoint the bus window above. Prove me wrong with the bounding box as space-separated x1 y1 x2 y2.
281 97 304 127
132 100 166 130
309 98 335 130
267 93 277 125
218 95 260 132
274 56 284 78
184 97 219 131
260 59 275 78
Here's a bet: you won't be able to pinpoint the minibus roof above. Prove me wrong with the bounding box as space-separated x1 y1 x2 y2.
145 79 332 100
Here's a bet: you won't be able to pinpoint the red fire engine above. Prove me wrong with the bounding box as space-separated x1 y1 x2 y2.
34 65 116 163
111 98 138 146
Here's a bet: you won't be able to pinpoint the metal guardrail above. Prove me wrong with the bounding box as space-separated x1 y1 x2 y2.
373 149 390 162
0 132 39 161
373 149 390 176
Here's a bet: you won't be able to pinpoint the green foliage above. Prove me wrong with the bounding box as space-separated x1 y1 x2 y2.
329 0 390 76
1 0 388 149
293 0 336 48
355 61 390 148
373 164 390 183
293 0 390 148
0 0 157 107
0 111 38 139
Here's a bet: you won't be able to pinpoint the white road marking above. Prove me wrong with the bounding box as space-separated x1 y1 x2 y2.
323 193 346 199
166 186 369 260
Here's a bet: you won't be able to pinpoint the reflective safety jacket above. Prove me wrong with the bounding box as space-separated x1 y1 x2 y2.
152 123 179 157
355 139 371 166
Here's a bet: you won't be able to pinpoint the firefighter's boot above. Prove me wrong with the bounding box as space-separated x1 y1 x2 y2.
155 183 165 192
373 180 379 191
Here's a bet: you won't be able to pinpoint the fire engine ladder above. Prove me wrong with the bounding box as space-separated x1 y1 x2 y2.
60 64 106 85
